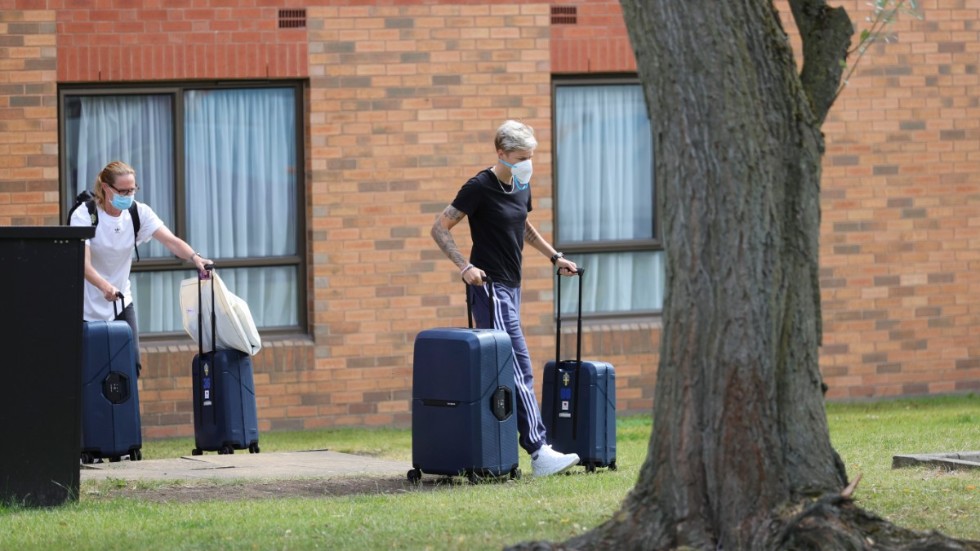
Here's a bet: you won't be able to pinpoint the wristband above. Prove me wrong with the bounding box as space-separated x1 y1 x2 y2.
460 263 475 275
550 252 564 265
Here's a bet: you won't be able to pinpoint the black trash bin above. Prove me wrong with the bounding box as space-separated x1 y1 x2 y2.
0 226 93 507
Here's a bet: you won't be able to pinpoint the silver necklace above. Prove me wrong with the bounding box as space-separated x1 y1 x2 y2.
491 167 513 193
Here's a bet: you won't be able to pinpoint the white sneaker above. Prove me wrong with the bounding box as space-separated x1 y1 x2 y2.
531 444 579 477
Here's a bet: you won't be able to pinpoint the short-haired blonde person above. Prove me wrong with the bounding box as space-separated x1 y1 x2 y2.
431 120 580 477
69 161 213 376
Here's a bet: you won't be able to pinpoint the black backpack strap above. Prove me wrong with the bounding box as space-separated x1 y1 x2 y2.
85 200 98 226
129 201 141 262
66 190 97 226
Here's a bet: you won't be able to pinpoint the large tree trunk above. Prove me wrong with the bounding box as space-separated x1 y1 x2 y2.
577 1 839 547
508 1 980 550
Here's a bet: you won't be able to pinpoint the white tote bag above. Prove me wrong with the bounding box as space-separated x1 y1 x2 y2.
180 271 262 356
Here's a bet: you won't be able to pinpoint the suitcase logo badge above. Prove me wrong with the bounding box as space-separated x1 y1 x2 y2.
201 362 212 406
101 371 130 405
559 377 573 413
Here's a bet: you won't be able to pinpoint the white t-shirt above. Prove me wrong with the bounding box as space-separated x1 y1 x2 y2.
69 201 165 321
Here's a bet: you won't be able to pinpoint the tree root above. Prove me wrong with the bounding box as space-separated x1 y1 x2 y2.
773 492 980 551
506 495 980 551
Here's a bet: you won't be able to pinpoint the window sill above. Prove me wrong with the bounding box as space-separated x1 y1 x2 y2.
558 315 663 334
140 333 314 353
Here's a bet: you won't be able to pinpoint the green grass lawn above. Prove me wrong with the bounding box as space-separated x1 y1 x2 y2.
1 395 977 550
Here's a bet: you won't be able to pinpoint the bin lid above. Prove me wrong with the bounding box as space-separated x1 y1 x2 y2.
0 226 95 240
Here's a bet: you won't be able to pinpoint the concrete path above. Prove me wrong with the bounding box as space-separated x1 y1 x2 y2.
80 449 410 482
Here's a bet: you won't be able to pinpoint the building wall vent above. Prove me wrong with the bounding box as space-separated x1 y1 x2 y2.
279 9 306 29
551 6 577 25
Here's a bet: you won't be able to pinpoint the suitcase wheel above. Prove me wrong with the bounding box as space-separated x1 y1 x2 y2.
609 460 617 471
219 445 234 455
109 455 122 463
248 442 260 454
510 467 522 480
585 462 597 473
191 448 203 456
129 448 142 461
80 452 96 465
407 468 422 484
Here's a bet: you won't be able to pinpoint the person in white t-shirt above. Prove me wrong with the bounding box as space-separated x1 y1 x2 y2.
69 161 213 375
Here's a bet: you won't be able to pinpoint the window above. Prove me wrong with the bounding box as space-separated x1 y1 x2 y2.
553 79 664 317
61 83 305 335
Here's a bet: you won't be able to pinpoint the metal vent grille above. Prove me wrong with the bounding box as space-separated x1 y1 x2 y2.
279 9 306 29
551 5 577 25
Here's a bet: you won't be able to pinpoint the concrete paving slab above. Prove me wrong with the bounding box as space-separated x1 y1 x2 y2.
80 449 410 482
892 451 980 471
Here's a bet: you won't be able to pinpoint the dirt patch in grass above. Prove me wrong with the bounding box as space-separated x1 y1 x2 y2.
84 475 470 503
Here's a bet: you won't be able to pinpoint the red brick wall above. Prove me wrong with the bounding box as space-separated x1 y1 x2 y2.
550 0 634 73
0 8 59 226
53 2 308 81
0 0 976 439
818 0 980 398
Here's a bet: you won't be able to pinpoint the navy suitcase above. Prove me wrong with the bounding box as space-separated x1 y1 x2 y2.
80 295 143 464
542 268 617 472
191 265 260 456
408 282 520 483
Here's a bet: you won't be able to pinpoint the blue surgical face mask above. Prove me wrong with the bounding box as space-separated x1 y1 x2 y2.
111 194 134 211
500 158 532 190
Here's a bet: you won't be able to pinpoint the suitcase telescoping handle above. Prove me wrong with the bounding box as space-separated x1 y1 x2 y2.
112 291 124 319
465 274 493 329
555 267 586 366
197 264 216 359
555 267 585 440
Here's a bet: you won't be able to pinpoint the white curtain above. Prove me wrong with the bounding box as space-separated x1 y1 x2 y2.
66 89 299 332
68 94 174 260
183 89 298 328
555 85 664 314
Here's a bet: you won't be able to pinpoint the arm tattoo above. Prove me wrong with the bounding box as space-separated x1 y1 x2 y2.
431 206 468 268
524 228 538 246
524 221 539 245
444 206 465 223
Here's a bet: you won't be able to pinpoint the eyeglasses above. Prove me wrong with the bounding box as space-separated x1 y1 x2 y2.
107 183 139 197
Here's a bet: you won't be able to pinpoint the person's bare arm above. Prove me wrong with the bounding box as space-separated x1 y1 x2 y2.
525 220 578 275
431 205 484 284
431 205 468 268
83 245 119 301
152 225 213 274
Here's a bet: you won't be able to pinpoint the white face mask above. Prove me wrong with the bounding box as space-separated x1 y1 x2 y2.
501 158 532 189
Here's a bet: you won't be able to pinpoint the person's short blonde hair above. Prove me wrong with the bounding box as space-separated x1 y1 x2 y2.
494 120 537 153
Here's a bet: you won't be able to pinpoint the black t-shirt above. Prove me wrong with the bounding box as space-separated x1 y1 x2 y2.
451 168 533 287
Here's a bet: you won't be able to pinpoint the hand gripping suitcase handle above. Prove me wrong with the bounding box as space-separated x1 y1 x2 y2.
112 291 124 319
465 274 492 329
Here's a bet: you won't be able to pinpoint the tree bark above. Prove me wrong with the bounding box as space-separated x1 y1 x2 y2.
506 1 980 550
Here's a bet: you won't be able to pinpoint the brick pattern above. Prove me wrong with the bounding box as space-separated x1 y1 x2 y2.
818 0 980 398
53 1 308 82
0 9 59 226
305 2 567 429
139 338 315 439
0 0 977 439
549 0 635 73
